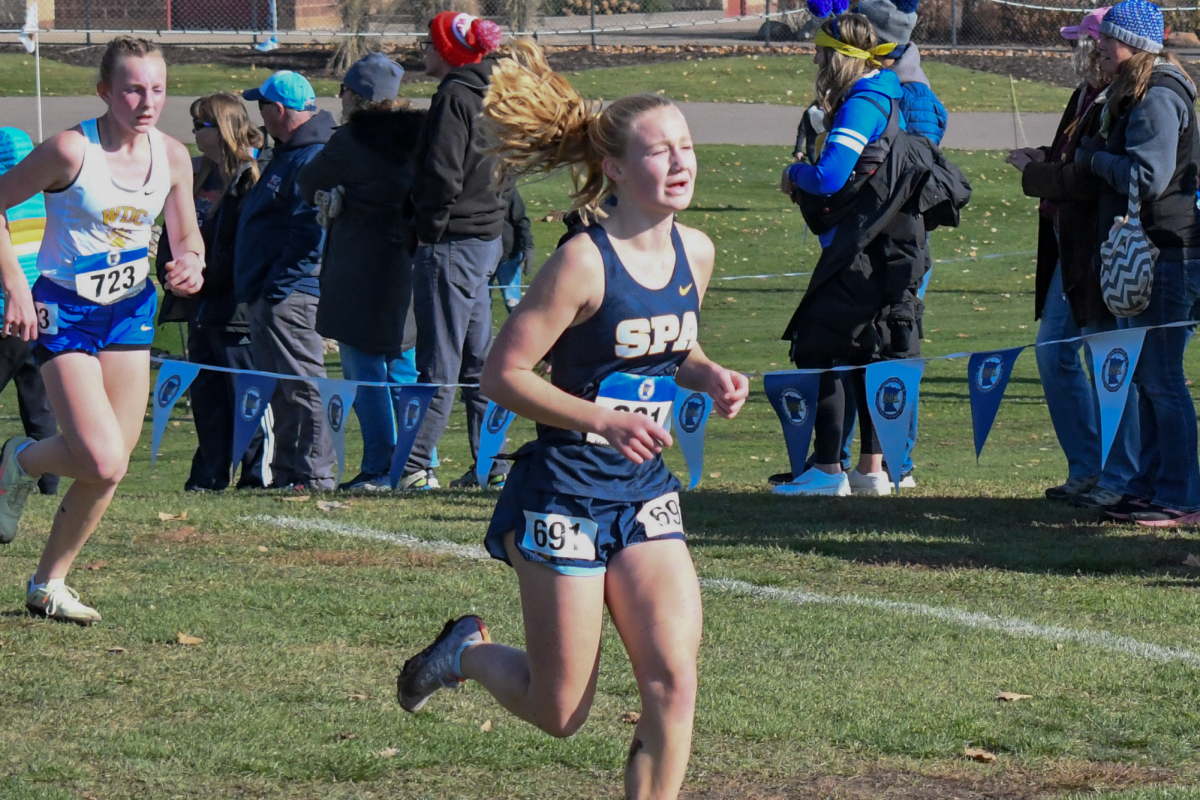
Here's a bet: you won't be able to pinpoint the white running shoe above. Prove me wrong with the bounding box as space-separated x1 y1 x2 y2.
897 473 917 489
26 578 101 625
847 469 892 496
771 468 851 497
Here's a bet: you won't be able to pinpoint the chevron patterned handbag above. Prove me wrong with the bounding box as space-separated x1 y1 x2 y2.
1099 166 1157 317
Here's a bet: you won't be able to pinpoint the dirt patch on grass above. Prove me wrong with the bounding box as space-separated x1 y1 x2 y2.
686 762 1176 799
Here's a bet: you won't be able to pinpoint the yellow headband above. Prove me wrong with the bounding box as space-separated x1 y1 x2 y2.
814 30 897 67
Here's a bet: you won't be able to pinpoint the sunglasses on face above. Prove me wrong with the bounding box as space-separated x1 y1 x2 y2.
192 120 215 132
419 39 433 51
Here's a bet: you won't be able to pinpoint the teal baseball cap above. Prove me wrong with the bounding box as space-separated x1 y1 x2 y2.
243 70 317 112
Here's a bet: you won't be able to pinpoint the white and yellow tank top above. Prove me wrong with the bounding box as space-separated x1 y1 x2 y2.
38 119 170 302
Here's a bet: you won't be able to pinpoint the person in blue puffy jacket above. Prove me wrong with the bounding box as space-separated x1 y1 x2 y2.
776 13 921 498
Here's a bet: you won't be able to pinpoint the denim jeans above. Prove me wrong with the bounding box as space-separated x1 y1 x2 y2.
1035 265 1139 492
340 342 439 476
490 257 523 311
1119 258 1200 511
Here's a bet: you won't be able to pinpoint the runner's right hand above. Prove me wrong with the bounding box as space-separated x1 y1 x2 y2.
2 288 38 341
595 408 673 465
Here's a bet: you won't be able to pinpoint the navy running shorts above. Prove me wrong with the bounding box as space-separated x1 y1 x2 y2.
485 457 687 577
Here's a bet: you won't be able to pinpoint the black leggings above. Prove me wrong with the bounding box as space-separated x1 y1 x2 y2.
813 369 881 465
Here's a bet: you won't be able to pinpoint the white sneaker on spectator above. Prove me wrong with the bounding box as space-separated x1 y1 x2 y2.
847 469 892 496
771 468 850 497
898 472 917 489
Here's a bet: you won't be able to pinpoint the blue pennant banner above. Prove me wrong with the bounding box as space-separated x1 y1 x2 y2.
315 379 358 486
232 373 278 472
476 400 516 488
967 346 1025 461
864 360 927 492
1086 326 1146 470
764 370 821 481
672 389 713 490
151 361 201 467
388 384 439 488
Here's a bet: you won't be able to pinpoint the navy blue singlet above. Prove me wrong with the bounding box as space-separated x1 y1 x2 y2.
520 222 701 502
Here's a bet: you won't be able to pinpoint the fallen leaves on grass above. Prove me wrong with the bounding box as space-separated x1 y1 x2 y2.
377 748 399 758
709 472 721 478
348 693 367 701
277 495 311 503
80 560 107 571
924 513 965 522
107 647 127 654
158 511 187 521
964 747 997 763
480 720 492 732
257 545 268 552
1184 553 1200 569
317 500 349 512
623 711 641 724
176 632 204 646
336 731 359 740
995 692 1032 702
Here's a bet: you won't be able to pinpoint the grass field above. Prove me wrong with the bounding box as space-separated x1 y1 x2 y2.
2 141 1200 800
0 51 1071 111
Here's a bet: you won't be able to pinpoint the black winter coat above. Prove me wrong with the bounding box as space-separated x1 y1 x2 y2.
784 113 968 366
298 106 426 355
1021 84 1109 328
159 157 262 333
408 59 509 244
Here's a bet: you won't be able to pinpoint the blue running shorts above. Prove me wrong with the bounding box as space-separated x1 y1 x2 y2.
485 457 687 577
31 277 157 364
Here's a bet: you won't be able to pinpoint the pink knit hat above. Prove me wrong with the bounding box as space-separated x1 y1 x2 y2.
1061 6 1111 40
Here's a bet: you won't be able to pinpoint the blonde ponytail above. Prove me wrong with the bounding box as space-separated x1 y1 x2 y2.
484 40 674 221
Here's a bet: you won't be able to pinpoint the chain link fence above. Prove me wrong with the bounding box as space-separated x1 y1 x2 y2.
2 0 1198 48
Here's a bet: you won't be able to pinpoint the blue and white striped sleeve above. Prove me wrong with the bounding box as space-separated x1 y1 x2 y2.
787 94 889 196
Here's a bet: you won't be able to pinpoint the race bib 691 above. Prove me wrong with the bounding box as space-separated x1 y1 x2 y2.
521 511 599 561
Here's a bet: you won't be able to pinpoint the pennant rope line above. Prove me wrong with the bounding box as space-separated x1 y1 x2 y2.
152 320 1195 389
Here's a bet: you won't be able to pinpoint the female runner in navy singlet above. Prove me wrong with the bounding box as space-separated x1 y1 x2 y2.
398 41 749 800
0 37 204 624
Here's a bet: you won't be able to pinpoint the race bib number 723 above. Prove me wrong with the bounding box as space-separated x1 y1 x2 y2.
73 248 149 305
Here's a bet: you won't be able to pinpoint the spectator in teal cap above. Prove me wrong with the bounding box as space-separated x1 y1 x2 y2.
0 128 58 496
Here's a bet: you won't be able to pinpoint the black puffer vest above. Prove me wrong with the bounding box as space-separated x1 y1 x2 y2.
1100 71 1200 258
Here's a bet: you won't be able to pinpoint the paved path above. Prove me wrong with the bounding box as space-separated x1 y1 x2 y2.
0 95 1060 150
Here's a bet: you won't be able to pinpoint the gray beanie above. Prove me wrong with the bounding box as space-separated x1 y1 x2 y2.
857 0 918 47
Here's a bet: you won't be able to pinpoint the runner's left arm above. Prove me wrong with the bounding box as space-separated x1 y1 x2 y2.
673 225 748 420
160 137 205 296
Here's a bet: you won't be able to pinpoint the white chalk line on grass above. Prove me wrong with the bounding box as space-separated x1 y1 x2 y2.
252 515 1200 668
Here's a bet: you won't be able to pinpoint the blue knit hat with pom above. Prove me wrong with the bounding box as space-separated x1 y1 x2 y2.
806 0 849 18
857 0 919 47
1100 0 1163 54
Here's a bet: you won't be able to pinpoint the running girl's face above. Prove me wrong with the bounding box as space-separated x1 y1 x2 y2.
99 55 167 135
608 105 697 214
1097 33 1135 75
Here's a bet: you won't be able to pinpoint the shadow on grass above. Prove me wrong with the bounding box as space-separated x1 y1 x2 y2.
686 492 1200 577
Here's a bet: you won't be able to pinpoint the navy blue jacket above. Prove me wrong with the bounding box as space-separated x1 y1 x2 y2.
234 110 336 304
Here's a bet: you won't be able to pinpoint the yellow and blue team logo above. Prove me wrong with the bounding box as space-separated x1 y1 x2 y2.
780 388 808 426
487 403 510 435
327 394 345 433
404 397 423 430
678 393 707 434
975 354 1004 392
157 374 182 409
875 377 907 420
1102 348 1130 392
241 387 263 421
